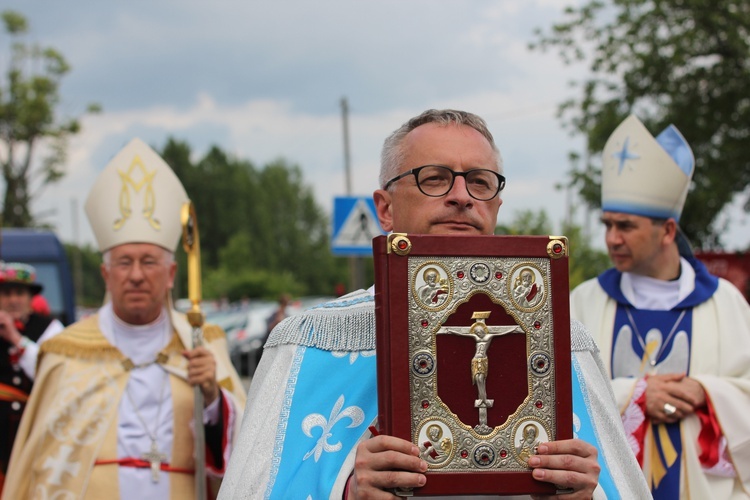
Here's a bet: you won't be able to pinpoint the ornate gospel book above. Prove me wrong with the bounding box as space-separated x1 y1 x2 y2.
373 234 573 496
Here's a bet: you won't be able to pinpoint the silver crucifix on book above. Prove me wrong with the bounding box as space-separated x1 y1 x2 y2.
437 311 524 434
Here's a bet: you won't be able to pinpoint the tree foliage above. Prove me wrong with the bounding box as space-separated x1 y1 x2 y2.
0 10 99 227
495 209 554 236
560 220 611 289
161 138 348 301
64 243 106 307
532 0 750 249
496 209 610 289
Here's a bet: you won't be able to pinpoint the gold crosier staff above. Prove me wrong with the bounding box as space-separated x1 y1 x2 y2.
181 201 207 500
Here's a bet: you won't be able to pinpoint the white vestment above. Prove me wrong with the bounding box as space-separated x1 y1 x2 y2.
3 304 246 500
571 258 750 499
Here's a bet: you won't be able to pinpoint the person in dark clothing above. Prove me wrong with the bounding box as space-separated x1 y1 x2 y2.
266 293 290 336
0 262 63 490
256 294 291 369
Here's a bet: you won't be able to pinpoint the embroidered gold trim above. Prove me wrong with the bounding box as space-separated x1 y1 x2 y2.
218 377 234 393
41 317 225 368
162 331 186 354
40 315 125 362
202 324 225 342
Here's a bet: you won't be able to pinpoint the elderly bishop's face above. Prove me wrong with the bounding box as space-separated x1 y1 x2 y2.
101 243 176 325
374 123 502 236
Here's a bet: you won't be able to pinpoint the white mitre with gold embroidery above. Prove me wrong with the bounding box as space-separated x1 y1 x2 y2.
602 114 694 222
85 137 188 252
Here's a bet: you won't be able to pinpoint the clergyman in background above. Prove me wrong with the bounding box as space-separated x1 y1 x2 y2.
570 115 750 498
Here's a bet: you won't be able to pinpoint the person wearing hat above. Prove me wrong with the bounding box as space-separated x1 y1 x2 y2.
3 138 247 500
0 262 64 490
570 115 750 498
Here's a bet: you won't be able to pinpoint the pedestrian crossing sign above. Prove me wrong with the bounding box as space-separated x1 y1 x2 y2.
331 196 385 255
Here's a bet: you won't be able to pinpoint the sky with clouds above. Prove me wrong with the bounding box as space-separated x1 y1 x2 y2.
4 0 748 250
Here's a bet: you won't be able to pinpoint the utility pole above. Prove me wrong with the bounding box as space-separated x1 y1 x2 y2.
341 97 364 292
341 97 353 195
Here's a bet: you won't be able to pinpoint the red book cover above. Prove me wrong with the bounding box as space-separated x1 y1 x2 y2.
373 234 573 496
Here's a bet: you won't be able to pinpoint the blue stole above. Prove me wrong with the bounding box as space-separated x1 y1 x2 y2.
597 257 718 498
571 357 620 500
266 346 377 499
613 306 691 498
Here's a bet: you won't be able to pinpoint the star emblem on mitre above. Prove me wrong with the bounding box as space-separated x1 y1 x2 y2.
611 137 640 175
601 115 694 221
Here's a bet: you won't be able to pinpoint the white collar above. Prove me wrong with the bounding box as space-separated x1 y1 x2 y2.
620 257 695 310
99 302 170 364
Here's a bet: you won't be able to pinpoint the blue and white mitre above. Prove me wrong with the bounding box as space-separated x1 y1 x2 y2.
601 115 694 221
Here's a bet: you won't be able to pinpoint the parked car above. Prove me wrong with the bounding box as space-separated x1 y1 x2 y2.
204 307 250 335
221 301 276 377
214 296 336 378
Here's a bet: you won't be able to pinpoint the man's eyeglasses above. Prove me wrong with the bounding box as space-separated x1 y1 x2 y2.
383 165 506 201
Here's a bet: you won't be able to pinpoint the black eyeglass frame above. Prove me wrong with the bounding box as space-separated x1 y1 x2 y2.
383 165 506 201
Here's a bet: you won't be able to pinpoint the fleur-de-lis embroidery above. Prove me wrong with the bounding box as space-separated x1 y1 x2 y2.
331 350 375 364
302 395 364 462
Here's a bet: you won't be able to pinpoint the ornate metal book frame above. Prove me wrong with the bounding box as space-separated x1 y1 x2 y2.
374 234 573 496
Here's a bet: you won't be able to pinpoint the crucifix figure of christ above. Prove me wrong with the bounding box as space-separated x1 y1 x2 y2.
437 311 525 433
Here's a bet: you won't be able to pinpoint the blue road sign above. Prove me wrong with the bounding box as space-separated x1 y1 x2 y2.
331 196 385 256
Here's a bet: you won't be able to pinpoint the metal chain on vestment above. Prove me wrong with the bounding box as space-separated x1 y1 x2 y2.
122 363 170 482
625 307 687 374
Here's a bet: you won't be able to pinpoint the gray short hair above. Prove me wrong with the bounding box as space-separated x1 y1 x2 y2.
379 109 502 189
102 247 175 268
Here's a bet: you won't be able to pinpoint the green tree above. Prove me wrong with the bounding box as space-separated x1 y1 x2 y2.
0 11 99 227
532 0 750 249
252 159 347 296
64 243 106 307
160 139 347 301
560 221 611 289
495 209 553 235
496 208 609 289
202 233 305 301
163 140 259 269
